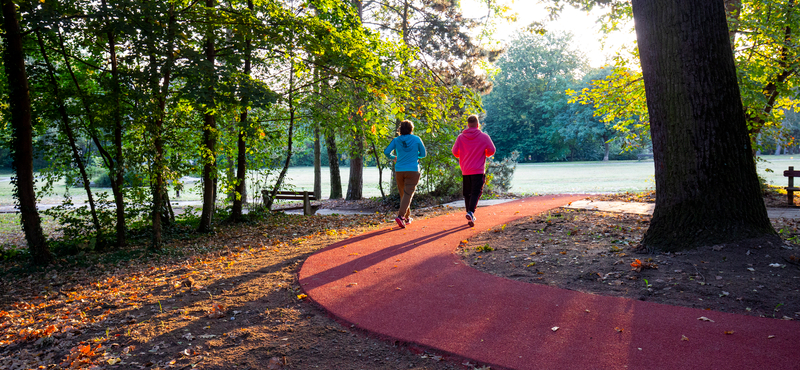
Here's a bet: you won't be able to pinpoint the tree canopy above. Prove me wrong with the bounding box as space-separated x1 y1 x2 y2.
1 0 495 259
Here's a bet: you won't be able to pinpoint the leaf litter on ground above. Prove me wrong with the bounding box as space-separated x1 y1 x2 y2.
0 206 469 370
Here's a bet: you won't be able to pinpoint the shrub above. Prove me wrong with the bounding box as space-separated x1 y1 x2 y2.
485 150 519 193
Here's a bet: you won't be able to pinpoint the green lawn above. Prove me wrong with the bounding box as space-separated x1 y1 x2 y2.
0 155 797 206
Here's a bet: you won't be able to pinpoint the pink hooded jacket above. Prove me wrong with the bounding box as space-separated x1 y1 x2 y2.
451 127 496 175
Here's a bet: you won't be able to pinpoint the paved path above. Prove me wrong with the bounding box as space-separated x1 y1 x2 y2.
299 195 800 370
566 199 800 219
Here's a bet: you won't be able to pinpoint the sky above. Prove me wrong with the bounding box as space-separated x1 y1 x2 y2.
460 0 637 68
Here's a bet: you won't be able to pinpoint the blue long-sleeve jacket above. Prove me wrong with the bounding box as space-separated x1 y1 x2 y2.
384 134 426 172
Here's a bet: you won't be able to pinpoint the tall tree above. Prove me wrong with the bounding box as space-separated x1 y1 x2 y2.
345 123 364 200
632 0 777 251
145 0 179 248
312 65 322 201
2 0 51 264
101 0 128 248
483 31 586 162
231 0 254 222
325 128 343 199
34 31 101 238
198 0 218 232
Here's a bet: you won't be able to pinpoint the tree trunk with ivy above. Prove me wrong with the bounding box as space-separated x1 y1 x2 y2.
2 0 51 264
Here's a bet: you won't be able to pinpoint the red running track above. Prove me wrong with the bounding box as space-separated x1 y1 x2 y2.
298 195 800 370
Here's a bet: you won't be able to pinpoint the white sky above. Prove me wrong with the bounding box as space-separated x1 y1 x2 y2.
460 0 637 68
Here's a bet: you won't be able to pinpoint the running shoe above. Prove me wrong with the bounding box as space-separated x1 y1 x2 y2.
395 217 406 229
466 212 475 227
404 217 413 224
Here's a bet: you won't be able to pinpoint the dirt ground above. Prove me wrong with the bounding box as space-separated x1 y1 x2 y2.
2 190 799 369
0 201 469 370
460 190 800 320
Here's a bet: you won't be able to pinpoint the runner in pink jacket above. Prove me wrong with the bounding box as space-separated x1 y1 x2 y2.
452 115 496 227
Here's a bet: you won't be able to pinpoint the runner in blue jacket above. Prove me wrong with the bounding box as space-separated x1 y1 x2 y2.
384 120 426 228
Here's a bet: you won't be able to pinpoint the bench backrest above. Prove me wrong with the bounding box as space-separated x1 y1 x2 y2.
261 189 317 200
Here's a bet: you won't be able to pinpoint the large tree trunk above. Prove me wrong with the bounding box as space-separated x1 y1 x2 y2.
346 131 364 200
198 0 217 232
633 0 776 251
2 0 51 264
325 129 343 199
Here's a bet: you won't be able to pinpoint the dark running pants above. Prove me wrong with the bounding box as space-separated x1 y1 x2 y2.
462 173 485 214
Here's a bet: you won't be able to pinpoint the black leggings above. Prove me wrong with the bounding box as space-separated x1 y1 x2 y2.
462 174 485 214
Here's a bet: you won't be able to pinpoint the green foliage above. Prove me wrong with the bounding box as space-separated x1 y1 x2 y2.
570 0 800 151
0 245 26 262
3 0 497 248
474 244 494 252
41 193 117 254
486 150 519 193
483 31 618 162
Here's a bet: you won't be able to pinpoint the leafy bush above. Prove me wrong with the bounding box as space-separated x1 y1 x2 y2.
0 245 26 261
92 173 113 188
429 162 462 197
42 193 117 254
485 150 519 193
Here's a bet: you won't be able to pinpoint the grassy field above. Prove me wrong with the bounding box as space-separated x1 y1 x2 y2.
0 155 797 207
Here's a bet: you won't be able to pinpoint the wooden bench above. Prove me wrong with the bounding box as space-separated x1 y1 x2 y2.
262 190 317 215
784 166 800 206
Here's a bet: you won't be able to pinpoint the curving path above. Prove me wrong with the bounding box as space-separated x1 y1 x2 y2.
298 195 800 370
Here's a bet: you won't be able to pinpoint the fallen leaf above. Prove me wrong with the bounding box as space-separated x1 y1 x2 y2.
681 335 689 341
266 356 286 369
724 331 734 335
208 303 226 319
551 326 559 332
698 316 715 322
614 327 624 333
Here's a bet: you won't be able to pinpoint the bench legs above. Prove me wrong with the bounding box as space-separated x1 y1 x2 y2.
790 166 795 207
